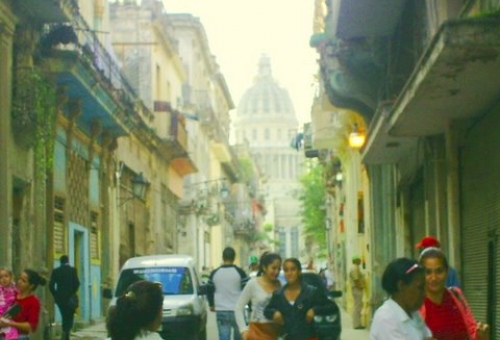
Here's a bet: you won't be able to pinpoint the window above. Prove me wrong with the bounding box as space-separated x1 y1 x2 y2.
115 267 194 297
90 212 100 260
279 229 287 256
54 197 65 254
291 227 299 258
252 129 257 140
264 129 270 140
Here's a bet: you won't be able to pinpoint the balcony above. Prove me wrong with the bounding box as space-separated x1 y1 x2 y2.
233 218 256 235
165 111 197 175
40 13 143 137
363 18 500 164
311 0 406 123
17 0 77 23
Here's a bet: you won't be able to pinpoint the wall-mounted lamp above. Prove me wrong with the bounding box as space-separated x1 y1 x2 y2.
119 172 150 206
348 123 366 149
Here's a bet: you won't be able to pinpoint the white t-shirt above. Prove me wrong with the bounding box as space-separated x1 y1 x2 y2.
235 278 277 333
370 298 432 340
135 331 163 340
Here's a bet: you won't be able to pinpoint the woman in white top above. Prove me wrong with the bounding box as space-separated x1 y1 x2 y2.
235 252 282 340
106 280 163 340
371 258 436 340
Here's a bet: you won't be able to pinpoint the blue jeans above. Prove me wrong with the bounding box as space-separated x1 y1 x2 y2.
216 311 242 340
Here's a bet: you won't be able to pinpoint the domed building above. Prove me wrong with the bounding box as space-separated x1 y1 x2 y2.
234 55 304 258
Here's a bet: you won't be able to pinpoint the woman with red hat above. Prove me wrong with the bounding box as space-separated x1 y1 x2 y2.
419 248 489 340
415 236 460 288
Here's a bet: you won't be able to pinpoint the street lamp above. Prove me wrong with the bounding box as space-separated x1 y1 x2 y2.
348 123 366 149
131 173 150 201
119 172 150 206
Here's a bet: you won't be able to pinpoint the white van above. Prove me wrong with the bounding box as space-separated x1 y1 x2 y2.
109 255 208 340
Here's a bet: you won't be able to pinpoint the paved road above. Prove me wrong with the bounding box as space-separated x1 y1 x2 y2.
71 306 369 340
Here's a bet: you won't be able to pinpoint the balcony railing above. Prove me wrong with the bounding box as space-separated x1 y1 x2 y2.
167 111 188 152
42 11 153 122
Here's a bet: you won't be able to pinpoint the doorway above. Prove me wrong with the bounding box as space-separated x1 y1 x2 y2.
69 223 90 322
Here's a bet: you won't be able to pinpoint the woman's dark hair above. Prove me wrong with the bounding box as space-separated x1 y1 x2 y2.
283 258 302 272
24 269 47 289
257 252 282 276
381 258 424 295
107 280 163 340
419 247 449 270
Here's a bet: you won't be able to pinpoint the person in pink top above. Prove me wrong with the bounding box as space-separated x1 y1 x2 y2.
0 268 19 340
0 269 47 339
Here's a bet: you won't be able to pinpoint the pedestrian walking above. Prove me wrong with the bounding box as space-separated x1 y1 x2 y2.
0 268 19 340
106 280 163 340
419 247 489 340
248 256 259 278
264 258 336 340
0 269 47 339
49 255 80 340
235 252 282 340
207 247 249 340
349 255 365 329
370 258 435 340
415 236 461 288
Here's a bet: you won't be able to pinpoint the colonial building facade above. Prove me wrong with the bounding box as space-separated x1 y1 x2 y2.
311 0 500 335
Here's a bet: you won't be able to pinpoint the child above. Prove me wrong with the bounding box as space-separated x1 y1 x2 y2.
0 268 19 340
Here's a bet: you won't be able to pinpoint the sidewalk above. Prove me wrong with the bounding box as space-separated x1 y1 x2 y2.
339 307 370 340
69 322 107 340
68 307 370 340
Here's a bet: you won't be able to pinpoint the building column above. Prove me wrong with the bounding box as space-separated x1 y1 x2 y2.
0 5 16 266
445 121 463 272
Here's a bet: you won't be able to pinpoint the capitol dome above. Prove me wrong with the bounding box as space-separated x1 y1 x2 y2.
236 55 296 119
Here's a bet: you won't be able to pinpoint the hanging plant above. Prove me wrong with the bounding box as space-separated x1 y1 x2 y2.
41 24 78 50
11 68 56 171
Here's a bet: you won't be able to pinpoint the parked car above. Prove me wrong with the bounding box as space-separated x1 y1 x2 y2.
105 255 208 340
278 269 342 340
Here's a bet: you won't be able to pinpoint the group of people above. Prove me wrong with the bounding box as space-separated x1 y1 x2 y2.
206 247 335 340
0 255 80 340
371 236 490 340
104 236 489 340
105 248 334 340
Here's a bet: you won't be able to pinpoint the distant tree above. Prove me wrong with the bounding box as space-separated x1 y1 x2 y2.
297 161 327 257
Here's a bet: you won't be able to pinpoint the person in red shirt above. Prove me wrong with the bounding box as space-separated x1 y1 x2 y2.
0 269 46 339
419 248 489 340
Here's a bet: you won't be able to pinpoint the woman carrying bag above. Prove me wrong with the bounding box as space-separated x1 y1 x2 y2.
419 247 489 340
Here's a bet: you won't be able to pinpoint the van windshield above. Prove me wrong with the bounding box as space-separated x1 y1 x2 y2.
115 267 194 297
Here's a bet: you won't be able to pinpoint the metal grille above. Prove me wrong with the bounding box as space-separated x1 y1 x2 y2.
54 196 65 254
460 114 500 338
90 212 99 260
67 152 89 226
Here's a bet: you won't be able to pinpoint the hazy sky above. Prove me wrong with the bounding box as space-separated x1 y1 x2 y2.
163 0 318 126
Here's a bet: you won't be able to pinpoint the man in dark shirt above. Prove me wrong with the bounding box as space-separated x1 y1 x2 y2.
49 255 80 340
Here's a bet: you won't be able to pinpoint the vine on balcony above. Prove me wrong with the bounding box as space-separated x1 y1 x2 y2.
11 68 56 172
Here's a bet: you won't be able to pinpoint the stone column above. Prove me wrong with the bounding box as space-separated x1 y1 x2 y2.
0 5 17 266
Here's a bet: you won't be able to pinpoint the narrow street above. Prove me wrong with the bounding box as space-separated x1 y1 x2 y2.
71 305 369 340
